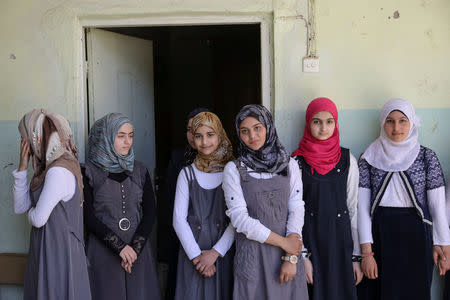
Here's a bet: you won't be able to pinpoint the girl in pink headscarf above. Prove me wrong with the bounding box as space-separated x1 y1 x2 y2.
292 97 362 300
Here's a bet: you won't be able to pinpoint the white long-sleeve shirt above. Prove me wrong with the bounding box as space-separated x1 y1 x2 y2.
358 176 450 246
222 158 304 244
446 183 450 224
172 164 235 260
344 154 360 255
12 167 76 228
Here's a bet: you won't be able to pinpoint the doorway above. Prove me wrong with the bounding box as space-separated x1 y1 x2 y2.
85 24 262 175
100 24 261 169
84 22 263 298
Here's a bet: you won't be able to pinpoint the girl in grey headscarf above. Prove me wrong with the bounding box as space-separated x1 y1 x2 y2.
83 113 160 300
223 104 308 300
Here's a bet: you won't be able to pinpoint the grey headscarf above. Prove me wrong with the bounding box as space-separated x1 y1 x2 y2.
87 113 135 173
235 104 290 175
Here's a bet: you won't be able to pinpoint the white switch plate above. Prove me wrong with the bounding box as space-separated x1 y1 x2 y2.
303 57 320 73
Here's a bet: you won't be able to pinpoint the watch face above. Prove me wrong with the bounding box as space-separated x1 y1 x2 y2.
289 255 298 264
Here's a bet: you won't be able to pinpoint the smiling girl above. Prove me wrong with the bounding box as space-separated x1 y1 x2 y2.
358 98 450 300
223 104 308 300
291 97 362 300
173 112 235 300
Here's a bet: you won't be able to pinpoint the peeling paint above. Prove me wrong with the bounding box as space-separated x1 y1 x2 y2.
425 29 438 48
421 0 432 8
430 120 438 133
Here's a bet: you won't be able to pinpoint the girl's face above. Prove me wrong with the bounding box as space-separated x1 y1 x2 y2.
310 111 335 140
114 123 134 155
194 125 219 156
384 110 410 142
239 116 266 151
186 118 195 149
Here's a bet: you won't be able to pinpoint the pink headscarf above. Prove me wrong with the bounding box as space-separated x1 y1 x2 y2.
291 97 341 175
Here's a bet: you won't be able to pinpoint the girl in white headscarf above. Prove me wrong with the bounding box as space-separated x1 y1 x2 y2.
357 98 450 300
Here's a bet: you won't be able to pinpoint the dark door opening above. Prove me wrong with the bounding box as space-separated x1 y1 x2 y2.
104 24 261 166
100 24 261 298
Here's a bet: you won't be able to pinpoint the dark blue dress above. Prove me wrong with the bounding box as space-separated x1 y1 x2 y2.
296 148 357 300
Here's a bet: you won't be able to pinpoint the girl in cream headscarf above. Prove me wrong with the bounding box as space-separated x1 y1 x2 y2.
12 109 91 300
357 98 450 300
173 112 235 300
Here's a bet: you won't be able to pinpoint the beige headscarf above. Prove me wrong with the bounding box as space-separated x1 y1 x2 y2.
18 109 83 197
191 112 234 173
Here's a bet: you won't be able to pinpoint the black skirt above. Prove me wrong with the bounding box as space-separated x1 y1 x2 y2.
444 271 450 300
358 207 433 300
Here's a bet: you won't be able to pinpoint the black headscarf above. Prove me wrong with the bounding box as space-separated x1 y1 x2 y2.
235 104 290 175
184 107 211 165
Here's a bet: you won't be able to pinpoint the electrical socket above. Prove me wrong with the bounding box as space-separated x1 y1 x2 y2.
303 57 320 73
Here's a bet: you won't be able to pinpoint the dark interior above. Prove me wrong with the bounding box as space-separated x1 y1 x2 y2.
103 24 261 174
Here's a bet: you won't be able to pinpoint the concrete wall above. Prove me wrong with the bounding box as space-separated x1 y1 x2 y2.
1 0 448 298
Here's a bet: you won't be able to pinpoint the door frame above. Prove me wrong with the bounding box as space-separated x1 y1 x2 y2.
75 14 273 162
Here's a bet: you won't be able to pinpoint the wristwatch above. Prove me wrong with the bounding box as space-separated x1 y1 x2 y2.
281 255 298 264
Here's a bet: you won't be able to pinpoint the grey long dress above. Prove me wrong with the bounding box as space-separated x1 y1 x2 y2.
174 165 234 300
24 177 91 300
232 161 308 300
85 161 160 300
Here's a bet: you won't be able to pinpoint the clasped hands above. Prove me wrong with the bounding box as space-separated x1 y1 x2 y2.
192 249 221 278
433 245 450 275
120 245 137 274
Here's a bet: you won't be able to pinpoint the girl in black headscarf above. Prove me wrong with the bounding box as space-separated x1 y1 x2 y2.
222 104 308 300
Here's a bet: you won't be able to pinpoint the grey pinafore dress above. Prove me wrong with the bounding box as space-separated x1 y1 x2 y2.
24 176 91 300
233 160 308 300
174 165 234 300
85 162 160 300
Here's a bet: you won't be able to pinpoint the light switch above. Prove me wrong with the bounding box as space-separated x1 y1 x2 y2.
303 57 320 73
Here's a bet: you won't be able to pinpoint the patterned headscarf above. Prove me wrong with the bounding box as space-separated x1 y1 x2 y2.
18 109 83 195
291 97 341 175
192 112 234 173
235 104 290 175
184 108 211 165
88 113 135 173
361 98 421 171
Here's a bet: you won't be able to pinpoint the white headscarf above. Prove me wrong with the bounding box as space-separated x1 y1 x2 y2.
361 98 421 171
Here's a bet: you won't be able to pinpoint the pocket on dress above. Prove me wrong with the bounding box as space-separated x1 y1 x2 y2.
255 189 287 223
234 241 258 281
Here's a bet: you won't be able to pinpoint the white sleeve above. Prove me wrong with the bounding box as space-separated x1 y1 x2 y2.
12 169 32 214
173 168 202 260
286 158 304 237
213 224 236 256
347 154 361 255
27 167 76 228
428 186 450 245
357 187 373 244
446 185 450 224
222 162 271 243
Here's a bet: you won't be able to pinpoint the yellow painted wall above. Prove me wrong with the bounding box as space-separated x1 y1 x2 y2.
1 0 449 298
